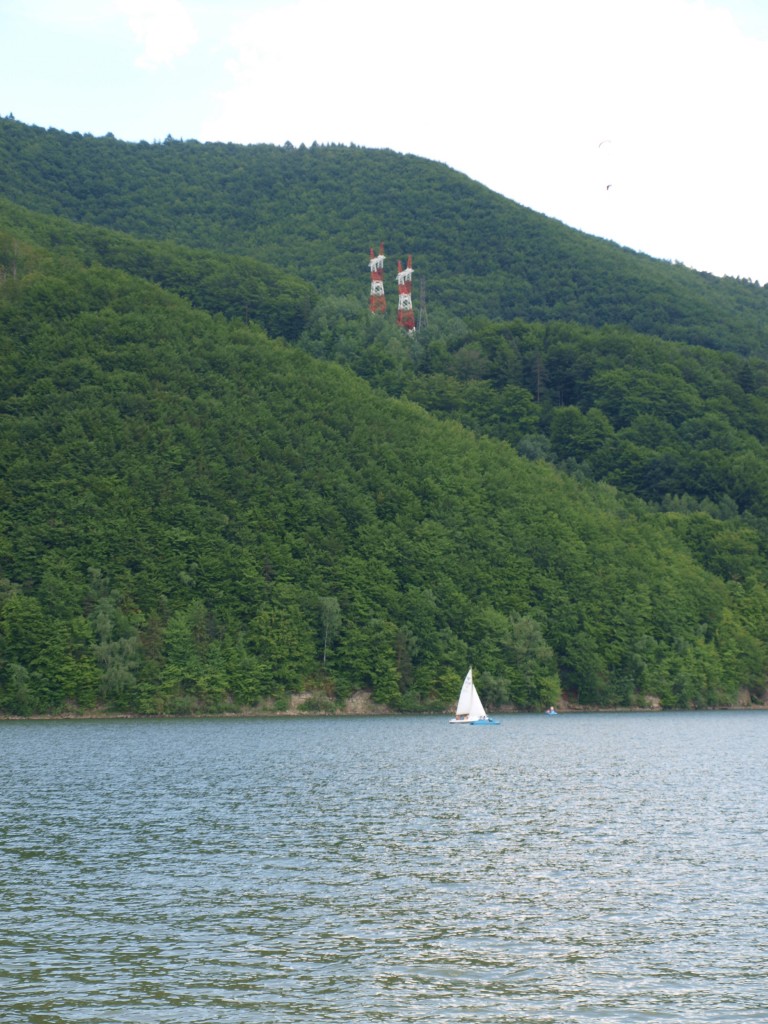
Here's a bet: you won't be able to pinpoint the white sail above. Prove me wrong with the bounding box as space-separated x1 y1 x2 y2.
451 667 490 723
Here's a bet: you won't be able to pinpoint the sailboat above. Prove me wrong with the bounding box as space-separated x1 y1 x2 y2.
449 667 500 725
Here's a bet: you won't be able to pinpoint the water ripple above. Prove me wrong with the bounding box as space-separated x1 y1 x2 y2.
2 712 767 1022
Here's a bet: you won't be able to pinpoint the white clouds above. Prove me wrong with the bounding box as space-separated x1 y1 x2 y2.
198 0 768 281
193 0 763 278
2 0 766 280
113 0 199 69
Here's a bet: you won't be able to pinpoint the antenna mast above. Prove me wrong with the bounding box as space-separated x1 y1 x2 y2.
396 254 416 333
368 243 386 314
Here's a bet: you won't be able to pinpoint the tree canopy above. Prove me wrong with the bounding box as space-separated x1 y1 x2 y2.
2 118 768 716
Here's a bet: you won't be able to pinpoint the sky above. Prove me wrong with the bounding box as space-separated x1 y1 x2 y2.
1 0 767 284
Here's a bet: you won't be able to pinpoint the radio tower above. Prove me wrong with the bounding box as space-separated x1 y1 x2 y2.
368 243 386 314
396 254 416 333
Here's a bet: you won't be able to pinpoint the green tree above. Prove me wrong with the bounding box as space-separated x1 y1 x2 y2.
505 613 561 709
318 596 342 666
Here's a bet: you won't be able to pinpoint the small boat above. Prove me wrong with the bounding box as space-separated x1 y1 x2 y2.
545 706 558 716
449 667 500 725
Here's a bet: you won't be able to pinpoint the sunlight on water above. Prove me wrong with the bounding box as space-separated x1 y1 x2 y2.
2 711 767 1022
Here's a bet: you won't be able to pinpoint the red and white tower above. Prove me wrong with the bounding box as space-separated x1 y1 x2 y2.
368 243 386 314
396 255 416 333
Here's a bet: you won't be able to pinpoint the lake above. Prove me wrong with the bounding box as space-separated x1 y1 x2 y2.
1 711 767 1023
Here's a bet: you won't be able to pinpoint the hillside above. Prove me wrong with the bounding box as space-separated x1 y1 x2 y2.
0 197 316 342
3 215 768 716
2 116 767 355
2 119 768 717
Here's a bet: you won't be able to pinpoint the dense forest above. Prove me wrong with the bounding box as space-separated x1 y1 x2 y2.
2 115 768 716
2 117 768 353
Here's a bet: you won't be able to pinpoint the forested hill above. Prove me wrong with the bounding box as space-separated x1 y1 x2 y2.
2 221 767 718
3 118 768 718
1 116 767 355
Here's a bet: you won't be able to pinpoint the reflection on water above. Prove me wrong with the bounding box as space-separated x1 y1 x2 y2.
2 711 767 1022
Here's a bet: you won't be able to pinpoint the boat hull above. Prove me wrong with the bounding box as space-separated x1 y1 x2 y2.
449 717 500 725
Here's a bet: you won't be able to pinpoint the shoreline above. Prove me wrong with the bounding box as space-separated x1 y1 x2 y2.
3 703 767 722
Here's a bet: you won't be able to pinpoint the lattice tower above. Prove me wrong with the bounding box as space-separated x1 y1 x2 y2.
396 254 416 333
368 243 386 314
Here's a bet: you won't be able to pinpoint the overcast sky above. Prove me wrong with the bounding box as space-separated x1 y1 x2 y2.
2 0 767 284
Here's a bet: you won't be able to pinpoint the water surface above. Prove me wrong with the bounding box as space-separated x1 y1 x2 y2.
2 711 766 1022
